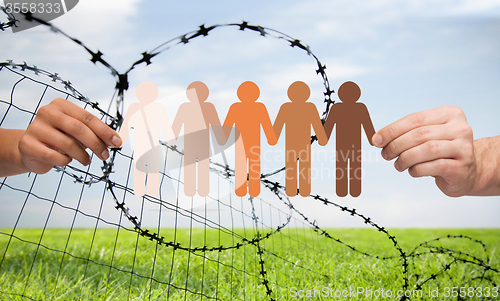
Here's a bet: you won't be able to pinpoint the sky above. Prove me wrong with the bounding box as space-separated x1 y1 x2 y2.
0 0 499 228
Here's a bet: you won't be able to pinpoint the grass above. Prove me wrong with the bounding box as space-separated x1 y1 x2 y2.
0 228 499 300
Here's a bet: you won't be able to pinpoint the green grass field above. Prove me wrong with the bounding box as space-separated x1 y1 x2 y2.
0 228 499 300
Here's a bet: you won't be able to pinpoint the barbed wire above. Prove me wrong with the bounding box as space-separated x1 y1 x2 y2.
0 8 498 301
0 6 17 31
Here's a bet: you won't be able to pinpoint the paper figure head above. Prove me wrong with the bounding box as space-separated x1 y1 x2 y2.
237 81 260 103
136 81 158 105
338 81 361 103
287 81 310 103
186 81 209 103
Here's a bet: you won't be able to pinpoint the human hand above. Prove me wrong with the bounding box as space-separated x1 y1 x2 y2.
372 106 475 197
19 98 122 174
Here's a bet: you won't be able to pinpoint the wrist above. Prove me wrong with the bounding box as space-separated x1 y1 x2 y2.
468 137 500 196
12 130 31 174
0 129 30 176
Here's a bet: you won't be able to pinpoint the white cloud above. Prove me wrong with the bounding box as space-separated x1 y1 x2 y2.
276 0 500 44
1 0 499 228
323 61 370 79
52 0 142 39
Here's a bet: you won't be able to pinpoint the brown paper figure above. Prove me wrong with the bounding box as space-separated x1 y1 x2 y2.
172 81 226 197
274 81 328 197
324 81 375 197
223 81 277 197
119 81 176 196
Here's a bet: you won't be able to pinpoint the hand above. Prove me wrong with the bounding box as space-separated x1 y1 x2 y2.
19 98 122 174
372 106 475 197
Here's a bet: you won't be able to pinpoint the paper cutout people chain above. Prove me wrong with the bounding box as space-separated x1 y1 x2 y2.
324 81 375 197
118 81 175 196
119 80 375 198
274 81 328 197
223 81 277 197
172 81 226 197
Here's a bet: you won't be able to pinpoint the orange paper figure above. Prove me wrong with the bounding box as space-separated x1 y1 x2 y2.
223 81 277 197
118 81 176 196
274 81 328 197
324 81 375 197
172 81 226 197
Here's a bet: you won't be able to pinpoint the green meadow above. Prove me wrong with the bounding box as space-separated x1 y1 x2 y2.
0 228 499 300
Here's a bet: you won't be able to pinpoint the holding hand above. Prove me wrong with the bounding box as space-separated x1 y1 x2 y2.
372 106 476 197
0 98 122 176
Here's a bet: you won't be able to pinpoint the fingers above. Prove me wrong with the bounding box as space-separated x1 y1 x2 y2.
372 106 476 197
372 106 465 148
378 107 473 166
19 98 124 173
393 140 460 172
37 98 123 162
374 106 472 171
35 122 91 166
408 159 457 178
381 123 455 160
55 98 122 148
37 142 73 167
19 136 72 174
49 110 110 161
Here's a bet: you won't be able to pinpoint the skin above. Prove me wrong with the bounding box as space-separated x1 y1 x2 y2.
372 106 500 197
0 97 122 177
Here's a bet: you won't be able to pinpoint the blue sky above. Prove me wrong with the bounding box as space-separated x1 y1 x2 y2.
0 0 499 228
